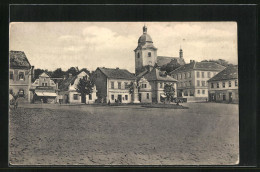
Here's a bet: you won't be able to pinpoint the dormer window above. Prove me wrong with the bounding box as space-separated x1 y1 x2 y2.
148 52 151 57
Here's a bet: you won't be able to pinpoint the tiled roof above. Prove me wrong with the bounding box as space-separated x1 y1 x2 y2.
141 68 177 82
58 75 77 91
98 67 136 80
208 65 238 82
157 56 185 67
170 61 226 74
10 50 31 69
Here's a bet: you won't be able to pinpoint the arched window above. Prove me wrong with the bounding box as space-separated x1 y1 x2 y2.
148 52 151 57
18 89 24 97
137 52 140 58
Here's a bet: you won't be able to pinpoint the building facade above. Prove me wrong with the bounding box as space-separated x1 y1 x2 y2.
58 70 97 104
9 51 33 102
94 67 136 103
170 60 226 102
137 68 177 103
30 72 58 103
208 65 238 103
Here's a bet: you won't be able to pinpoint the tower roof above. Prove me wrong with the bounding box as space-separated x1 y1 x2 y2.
138 25 153 45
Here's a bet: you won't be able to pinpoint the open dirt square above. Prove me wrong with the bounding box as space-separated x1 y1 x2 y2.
9 103 239 165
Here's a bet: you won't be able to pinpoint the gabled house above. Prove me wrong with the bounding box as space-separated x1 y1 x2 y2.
170 60 226 101
137 67 178 103
208 65 238 103
58 70 97 104
9 50 34 102
30 72 58 103
94 67 136 103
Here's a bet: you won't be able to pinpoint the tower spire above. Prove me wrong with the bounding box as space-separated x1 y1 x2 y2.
143 25 147 34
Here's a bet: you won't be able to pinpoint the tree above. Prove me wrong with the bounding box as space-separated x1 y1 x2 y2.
66 67 79 76
33 68 44 82
52 68 66 78
163 83 175 103
201 59 233 67
160 59 181 73
76 76 94 104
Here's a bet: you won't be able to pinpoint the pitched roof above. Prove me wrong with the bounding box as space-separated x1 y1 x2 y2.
140 68 177 82
157 56 185 67
208 65 238 82
39 72 50 78
97 67 136 80
10 50 31 69
58 75 77 91
170 61 226 74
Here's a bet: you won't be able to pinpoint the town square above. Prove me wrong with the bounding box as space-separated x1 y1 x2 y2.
9 22 239 165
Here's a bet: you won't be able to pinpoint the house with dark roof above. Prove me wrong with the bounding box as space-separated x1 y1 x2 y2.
30 72 58 103
93 67 136 103
137 68 178 103
208 65 238 103
9 50 34 102
170 60 226 102
58 70 97 104
134 26 185 75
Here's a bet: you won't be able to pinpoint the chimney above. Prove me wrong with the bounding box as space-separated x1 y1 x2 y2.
148 65 153 72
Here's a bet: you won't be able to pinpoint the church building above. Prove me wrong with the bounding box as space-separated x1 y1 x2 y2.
134 25 185 75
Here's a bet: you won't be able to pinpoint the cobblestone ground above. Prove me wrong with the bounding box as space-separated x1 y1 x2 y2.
9 103 239 165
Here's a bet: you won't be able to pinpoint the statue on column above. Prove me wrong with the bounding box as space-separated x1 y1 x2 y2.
133 80 140 103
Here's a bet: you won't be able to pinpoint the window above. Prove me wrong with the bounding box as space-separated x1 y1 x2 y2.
229 81 232 87
142 84 147 88
184 91 188 96
147 93 149 99
197 90 200 94
190 90 194 96
223 94 226 101
208 72 211 78
124 82 128 89
188 72 191 78
202 72 204 78
179 74 182 80
137 52 140 58
202 81 205 86
211 83 214 88
235 80 238 86
125 95 128 100
10 71 14 80
89 94 92 100
197 72 200 78
148 52 151 57
19 71 25 80
197 80 200 86
202 90 205 94
18 89 24 97
184 73 187 79
222 82 225 88
111 81 114 89
118 82 121 89
189 81 192 86
42 83 44 86
73 94 78 100
160 83 163 88
111 95 114 100
45 83 47 86
217 83 219 88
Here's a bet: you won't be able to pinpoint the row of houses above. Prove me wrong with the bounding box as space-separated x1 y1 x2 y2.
9 26 239 104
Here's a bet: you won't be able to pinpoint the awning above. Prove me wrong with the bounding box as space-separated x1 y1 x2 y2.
160 94 167 98
35 92 57 97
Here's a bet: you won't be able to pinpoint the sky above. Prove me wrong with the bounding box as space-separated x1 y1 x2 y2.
10 22 237 73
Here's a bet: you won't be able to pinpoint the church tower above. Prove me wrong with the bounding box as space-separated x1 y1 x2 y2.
134 25 158 75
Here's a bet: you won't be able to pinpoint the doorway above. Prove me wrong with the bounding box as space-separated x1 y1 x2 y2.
229 92 232 103
138 93 141 102
118 95 122 103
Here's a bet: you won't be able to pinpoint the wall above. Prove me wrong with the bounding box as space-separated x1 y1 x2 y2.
107 78 134 103
93 69 107 101
138 77 152 103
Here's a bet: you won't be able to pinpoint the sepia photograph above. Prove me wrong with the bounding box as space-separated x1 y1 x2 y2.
9 22 239 165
